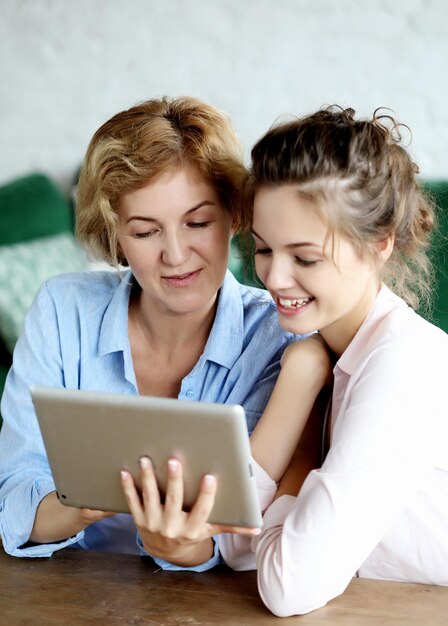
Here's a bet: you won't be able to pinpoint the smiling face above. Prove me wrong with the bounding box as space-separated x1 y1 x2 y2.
117 166 233 319
252 185 383 355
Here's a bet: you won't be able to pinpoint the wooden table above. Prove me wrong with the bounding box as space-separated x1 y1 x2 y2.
0 547 447 625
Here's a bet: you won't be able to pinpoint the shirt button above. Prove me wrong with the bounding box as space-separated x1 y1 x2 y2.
186 390 193 399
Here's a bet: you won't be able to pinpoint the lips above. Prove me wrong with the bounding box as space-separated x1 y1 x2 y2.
276 295 314 315
278 296 311 309
162 269 202 287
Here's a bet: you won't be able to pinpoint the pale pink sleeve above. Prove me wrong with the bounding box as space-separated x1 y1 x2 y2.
218 458 278 570
252 355 436 617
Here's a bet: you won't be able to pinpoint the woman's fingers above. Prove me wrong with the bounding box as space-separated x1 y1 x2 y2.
120 468 146 526
184 473 218 538
208 523 261 536
139 456 163 528
78 508 117 524
121 456 163 529
123 457 255 547
163 458 185 537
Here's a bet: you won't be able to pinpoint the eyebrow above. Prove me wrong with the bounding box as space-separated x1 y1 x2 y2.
125 201 216 224
251 228 321 249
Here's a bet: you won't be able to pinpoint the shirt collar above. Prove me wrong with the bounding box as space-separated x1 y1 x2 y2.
98 270 133 356
336 284 409 376
98 269 245 368
199 270 245 369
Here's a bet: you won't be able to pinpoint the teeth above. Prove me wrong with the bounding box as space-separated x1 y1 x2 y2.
278 297 310 309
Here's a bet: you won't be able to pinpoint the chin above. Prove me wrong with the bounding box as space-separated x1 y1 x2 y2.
278 317 312 335
173 295 215 315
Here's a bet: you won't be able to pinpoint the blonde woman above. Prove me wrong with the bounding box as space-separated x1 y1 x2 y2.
0 97 297 569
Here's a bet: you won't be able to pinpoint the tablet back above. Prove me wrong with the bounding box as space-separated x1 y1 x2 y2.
31 386 262 528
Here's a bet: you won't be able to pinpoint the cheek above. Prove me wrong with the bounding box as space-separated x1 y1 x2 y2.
209 224 232 252
254 256 268 280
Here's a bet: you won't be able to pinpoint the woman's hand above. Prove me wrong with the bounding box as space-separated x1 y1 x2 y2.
74 507 117 526
121 456 260 567
280 333 333 387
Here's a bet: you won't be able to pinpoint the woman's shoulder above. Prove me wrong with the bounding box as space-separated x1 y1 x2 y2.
39 269 128 313
360 287 446 352
357 305 447 396
342 289 447 392
236 280 284 327
44 269 123 295
238 282 274 308
220 271 274 314
377 303 447 350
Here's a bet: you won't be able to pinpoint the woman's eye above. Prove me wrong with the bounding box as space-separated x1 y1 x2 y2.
254 247 272 256
134 229 158 239
188 221 211 229
295 257 318 267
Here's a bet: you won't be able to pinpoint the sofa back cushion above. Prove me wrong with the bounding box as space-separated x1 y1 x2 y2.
0 172 74 246
424 182 448 333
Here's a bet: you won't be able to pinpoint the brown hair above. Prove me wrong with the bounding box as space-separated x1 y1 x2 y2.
244 106 435 311
76 96 246 265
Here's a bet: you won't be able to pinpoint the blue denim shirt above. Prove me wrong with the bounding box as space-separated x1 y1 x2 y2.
0 270 296 569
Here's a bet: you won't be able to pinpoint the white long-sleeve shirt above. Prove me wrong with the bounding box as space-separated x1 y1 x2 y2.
219 285 448 616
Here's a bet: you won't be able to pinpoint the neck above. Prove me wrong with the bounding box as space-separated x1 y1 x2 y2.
129 290 217 357
320 281 381 357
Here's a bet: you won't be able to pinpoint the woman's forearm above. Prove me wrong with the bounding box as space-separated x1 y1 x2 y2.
30 491 110 544
275 394 326 499
251 338 332 482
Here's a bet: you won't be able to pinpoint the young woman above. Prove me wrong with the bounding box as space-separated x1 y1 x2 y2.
0 96 298 569
219 106 448 615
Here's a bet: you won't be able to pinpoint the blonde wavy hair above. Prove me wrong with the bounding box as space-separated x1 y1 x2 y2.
243 106 435 312
76 96 246 265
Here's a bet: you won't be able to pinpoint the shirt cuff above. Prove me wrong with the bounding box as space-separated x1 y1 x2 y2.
137 534 222 572
251 457 278 512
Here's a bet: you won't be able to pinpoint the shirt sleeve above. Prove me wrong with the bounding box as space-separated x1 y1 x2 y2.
239 334 300 435
136 534 222 572
218 458 278 571
253 347 438 617
0 283 85 556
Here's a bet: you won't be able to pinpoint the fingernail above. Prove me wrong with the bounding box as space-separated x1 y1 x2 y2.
120 470 128 480
139 456 150 469
203 474 215 486
167 458 179 472
252 528 262 535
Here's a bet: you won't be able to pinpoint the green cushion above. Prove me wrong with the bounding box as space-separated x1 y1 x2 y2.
423 181 448 333
0 233 86 352
0 366 8 430
0 173 74 246
228 234 259 287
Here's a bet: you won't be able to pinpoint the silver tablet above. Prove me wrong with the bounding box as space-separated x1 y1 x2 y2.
30 386 262 528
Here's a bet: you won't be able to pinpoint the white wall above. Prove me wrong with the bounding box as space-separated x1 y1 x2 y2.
1 0 447 192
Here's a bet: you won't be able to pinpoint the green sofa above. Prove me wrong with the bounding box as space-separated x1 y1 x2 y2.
424 182 448 332
0 173 81 427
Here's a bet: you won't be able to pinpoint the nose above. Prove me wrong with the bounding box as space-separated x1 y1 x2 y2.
161 229 190 267
263 254 297 293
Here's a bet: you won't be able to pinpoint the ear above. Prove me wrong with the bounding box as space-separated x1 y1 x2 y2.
375 233 395 265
